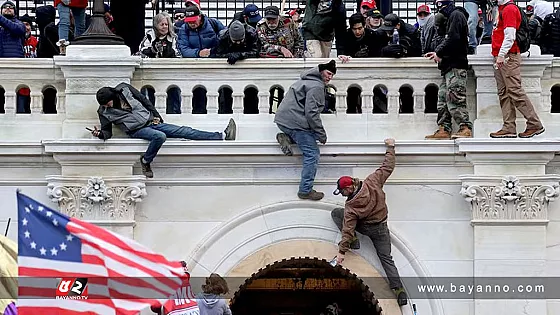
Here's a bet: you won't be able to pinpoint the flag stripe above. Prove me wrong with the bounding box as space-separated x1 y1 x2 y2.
19 256 109 276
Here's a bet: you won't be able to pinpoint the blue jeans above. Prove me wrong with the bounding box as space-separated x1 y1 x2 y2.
57 3 86 41
277 125 320 194
465 2 494 49
130 123 223 163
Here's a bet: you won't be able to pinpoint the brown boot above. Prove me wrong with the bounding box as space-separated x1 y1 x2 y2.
425 126 451 140
297 190 324 201
451 126 472 139
489 129 517 138
519 127 545 138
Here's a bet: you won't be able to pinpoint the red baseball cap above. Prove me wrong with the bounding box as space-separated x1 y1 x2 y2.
184 6 201 22
333 176 353 195
417 4 430 14
361 0 376 10
185 0 200 8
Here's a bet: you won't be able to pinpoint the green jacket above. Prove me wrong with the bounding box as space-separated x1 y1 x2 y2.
302 0 347 45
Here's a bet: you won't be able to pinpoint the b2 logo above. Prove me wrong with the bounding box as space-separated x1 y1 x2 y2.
56 278 89 299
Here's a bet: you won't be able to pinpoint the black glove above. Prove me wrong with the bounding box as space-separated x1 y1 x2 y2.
381 44 405 58
227 52 241 65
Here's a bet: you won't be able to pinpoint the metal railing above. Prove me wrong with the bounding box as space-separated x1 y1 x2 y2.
13 0 560 35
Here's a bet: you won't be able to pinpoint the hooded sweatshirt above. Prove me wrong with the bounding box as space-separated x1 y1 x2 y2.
195 293 232 315
435 5 469 75
273 67 327 143
0 0 25 58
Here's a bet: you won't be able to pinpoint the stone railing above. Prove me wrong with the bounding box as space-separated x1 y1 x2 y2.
0 44 559 141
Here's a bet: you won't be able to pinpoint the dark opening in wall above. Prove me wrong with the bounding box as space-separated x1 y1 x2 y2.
141 86 156 107
424 84 439 114
192 86 207 114
346 86 362 114
42 86 57 114
372 84 388 114
269 86 284 114
166 86 182 114
244 86 259 114
218 86 233 114
0 86 5 114
399 85 414 114
16 85 31 114
551 84 560 113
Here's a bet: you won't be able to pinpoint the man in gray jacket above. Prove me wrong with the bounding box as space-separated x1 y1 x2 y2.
91 83 236 178
274 60 336 201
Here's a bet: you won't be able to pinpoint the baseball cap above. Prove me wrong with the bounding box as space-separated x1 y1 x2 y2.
243 4 262 24
366 9 383 18
417 4 430 14
185 0 200 8
361 0 376 9
379 13 400 31
184 6 201 23
333 176 354 195
264 5 280 19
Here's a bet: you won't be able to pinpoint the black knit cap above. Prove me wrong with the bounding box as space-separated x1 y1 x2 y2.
96 87 116 105
318 59 337 74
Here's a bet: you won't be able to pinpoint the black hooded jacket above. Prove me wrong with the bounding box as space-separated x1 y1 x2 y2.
435 5 469 75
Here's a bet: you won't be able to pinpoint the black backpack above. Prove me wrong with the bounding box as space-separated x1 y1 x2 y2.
501 3 531 54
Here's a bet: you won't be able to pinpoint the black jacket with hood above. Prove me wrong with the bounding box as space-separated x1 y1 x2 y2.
435 5 469 75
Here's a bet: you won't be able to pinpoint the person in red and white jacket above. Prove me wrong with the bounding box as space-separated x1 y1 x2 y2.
54 0 87 54
20 15 37 58
490 0 545 139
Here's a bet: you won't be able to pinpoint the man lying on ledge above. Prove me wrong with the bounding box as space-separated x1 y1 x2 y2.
91 83 236 178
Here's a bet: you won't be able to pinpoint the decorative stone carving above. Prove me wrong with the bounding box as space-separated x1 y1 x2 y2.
460 175 560 222
47 176 147 221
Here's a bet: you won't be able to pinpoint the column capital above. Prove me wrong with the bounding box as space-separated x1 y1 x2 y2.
460 175 560 225
46 175 147 224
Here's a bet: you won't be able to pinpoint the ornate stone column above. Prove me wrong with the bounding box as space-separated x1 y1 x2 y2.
458 139 560 315
46 176 146 238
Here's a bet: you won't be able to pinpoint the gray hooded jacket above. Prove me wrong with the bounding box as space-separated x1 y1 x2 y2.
273 67 327 143
195 293 232 315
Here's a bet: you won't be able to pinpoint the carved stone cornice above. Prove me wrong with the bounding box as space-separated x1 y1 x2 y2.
46 175 147 222
460 175 560 225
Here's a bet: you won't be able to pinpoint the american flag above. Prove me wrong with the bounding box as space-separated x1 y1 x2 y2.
17 191 190 315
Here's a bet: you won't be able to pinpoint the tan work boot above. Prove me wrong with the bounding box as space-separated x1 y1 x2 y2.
519 127 545 138
489 129 517 138
451 126 472 139
425 126 451 140
297 190 324 201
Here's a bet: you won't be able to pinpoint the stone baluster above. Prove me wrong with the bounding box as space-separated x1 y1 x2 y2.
207 92 219 114
232 93 244 113
414 92 425 116
155 92 167 113
57 92 66 114
30 91 43 114
335 92 346 113
182 92 193 114
361 92 373 112
387 92 400 118
4 92 16 115
258 92 269 114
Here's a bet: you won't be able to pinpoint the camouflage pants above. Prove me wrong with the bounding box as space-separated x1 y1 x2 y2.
436 68 473 132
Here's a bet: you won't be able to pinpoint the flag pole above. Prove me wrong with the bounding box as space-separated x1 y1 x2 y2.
4 218 10 237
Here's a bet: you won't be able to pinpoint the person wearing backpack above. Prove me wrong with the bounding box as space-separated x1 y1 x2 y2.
177 5 225 58
490 0 545 139
539 7 560 56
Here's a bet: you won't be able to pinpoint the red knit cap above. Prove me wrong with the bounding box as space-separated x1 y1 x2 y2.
333 176 353 195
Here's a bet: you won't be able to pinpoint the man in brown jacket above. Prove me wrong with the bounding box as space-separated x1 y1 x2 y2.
331 138 408 306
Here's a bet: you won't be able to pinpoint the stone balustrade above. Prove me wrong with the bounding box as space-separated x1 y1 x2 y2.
0 45 558 141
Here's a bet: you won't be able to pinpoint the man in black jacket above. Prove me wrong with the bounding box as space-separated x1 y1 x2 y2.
215 20 259 65
377 13 422 58
91 83 237 178
338 13 384 61
425 0 473 140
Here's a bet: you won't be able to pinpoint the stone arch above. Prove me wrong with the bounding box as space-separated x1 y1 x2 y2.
551 84 560 113
424 83 439 114
229 256 383 315
399 84 414 114
16 84 31 114
166 85 182 114
346 84 362 114
187 200 444 315
0 85 5 114
243 85 259 114
42 85 57 114
373 84 388 114
269 85 284 114
218 85 233 114
192 85 207 114
140 85 156 107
